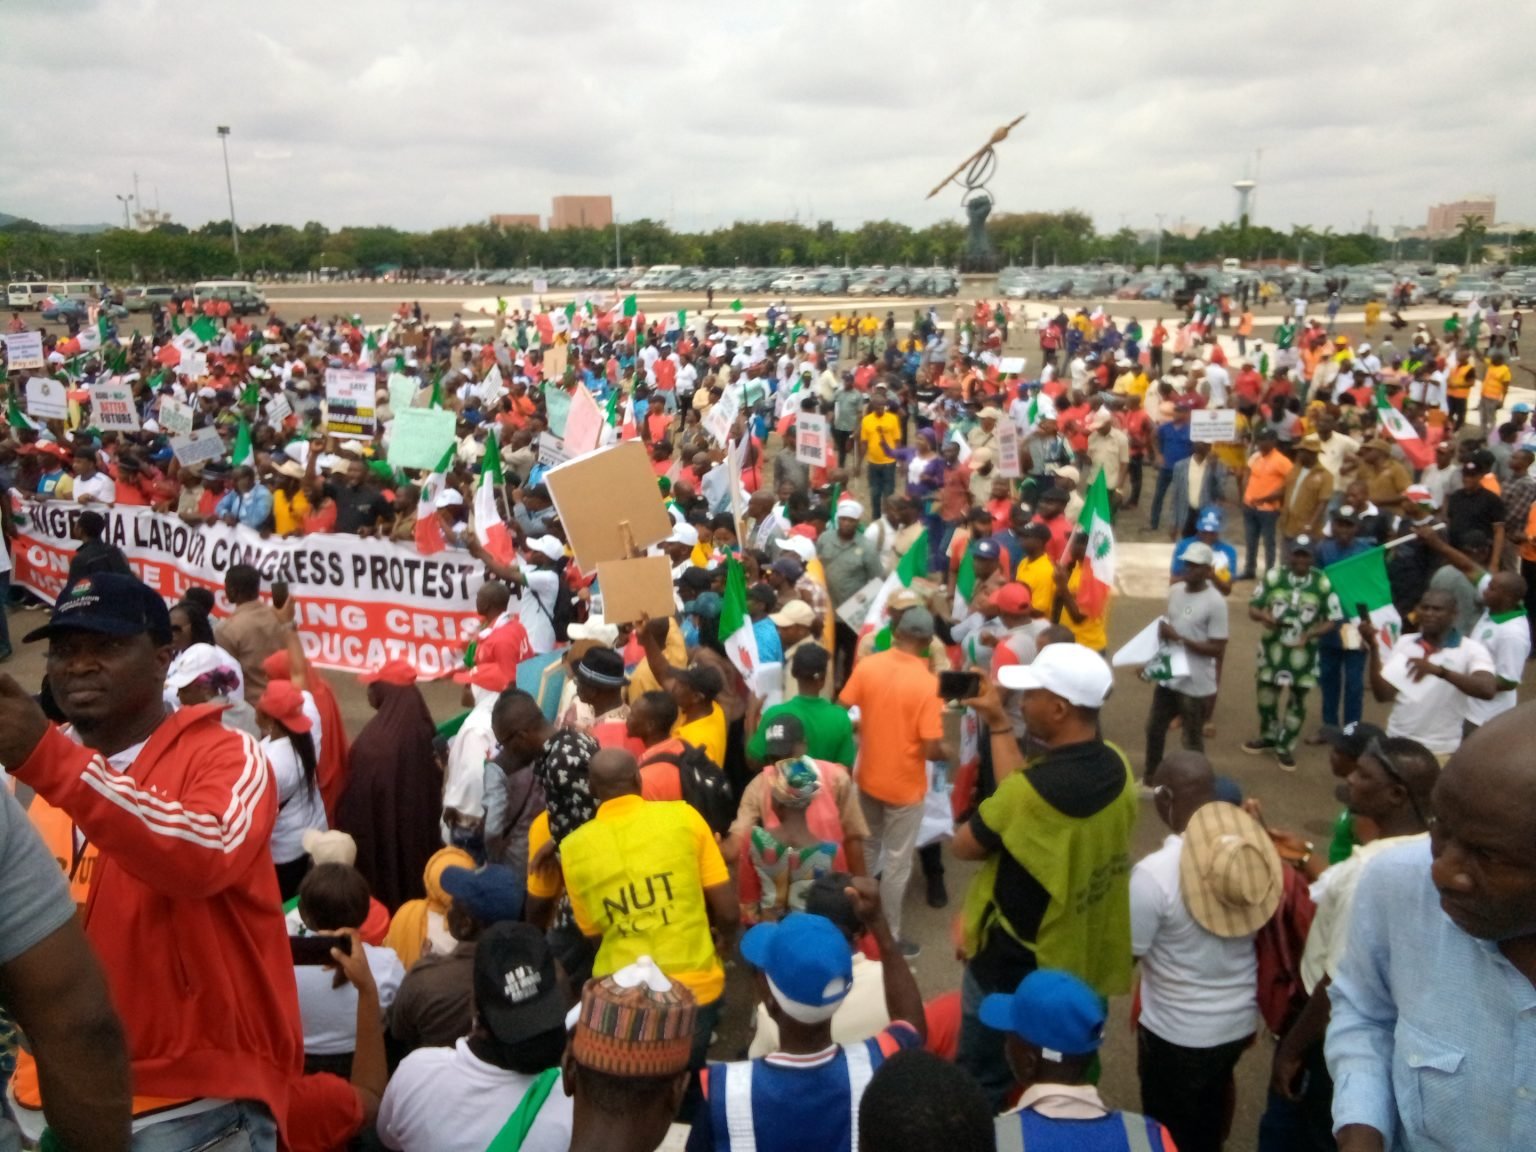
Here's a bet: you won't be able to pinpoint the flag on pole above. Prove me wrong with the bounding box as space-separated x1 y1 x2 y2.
6 391 38 430
231 418 253 466
863 529 931 643
190 315 219 345
952 541 976 619
76 315 109 353
720 557 760 684
622 295 638 318
1323 545 1402 652
414 447 456 556
729 299 744 312
473 429 514 564
1376 402 1433 470
1074 471 1116 616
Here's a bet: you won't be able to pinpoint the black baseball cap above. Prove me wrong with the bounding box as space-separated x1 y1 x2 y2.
763 714 806 758
24 573 172 645
474 922 567 1047
1320 721 1387 760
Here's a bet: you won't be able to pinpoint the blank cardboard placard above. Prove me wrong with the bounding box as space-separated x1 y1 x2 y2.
544 439 671 571
595 556 676 623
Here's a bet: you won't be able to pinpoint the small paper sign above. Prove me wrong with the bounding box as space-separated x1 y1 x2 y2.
25 376 68 420
3 331 44 371
158 397 195 437
795 410 829 466
1190 408 1238 443
89 382 140 431
170 426 227 468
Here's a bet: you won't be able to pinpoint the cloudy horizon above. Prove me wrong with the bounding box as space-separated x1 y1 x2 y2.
5 0 1533 238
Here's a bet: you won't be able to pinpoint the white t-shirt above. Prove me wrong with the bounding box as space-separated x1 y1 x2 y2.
1130 833 1259 1048
517 568 559 655
1465 610 1531 726
265 735 326 865
72 471 115 504
294 942 404 1056
1300 833 1427 993
378 1037 575 1152
1381 632 1497 754
1203 363 1230 408
442 694 496 823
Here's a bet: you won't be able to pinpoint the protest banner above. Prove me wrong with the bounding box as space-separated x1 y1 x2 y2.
544 440 671 571
89 382 140 432
387 371 419 414
595 556 676 623
3 331 44 371
795 410 829 466
387 407 459 471
175 350 208 379
157 397 195 437
542 380 573 438
995 412 1021 478
170 427 227 468
477 365 506 406
560 385 604 457
25 377 68 420
998 356 1027 375
531 279 548 295
1190 408 1238 443
325 367 376 437
11 500 482 676
536 431 570 470
265 393 293 427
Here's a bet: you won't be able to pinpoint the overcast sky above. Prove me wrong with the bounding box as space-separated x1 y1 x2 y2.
5 0 1533 237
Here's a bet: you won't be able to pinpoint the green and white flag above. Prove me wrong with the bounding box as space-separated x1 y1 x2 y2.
720 557 760 684
1075 471 1116 615
1323 545 1402 652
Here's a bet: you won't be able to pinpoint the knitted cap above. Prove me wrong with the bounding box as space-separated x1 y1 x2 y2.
570 957 697 1077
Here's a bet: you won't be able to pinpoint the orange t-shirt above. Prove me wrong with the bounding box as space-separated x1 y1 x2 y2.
838 649 944 807
639 739 690 801
1244 450 1293 510
1523 504 1536 565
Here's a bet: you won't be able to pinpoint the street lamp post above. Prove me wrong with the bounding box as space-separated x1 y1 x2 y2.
95 249 102 279
115 193 134 230
1154 213 1165 269
216 126 241 273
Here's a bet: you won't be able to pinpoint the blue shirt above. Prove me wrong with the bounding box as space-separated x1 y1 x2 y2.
1156 421 1193 469
1326 840 1536 1150
215 484 273 529
1316 538 1373 648
1171 536 1236 581
752 617 783 663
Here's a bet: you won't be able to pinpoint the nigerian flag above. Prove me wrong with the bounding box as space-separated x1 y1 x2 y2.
231 417 253 466
622 294 638 318
7 390 38 430
1324 545 1402 652
720 557 760 684
77 315 110 353
1075 471 1116 615
952 541 976 619
863 529 931 645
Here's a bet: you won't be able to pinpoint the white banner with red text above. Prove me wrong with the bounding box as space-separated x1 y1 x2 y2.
10 500 483 676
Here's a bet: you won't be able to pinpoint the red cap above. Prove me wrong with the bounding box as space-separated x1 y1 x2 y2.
258 681 312 733
453 662 513 692
788 523 818 541
360 658 419 686
992 582 1033 615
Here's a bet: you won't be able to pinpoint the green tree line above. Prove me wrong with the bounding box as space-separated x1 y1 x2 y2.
2 210 1531 282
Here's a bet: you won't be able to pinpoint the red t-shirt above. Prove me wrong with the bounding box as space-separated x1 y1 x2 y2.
1058 403 1091 453
1034 513 1071 562
476 616 533 680
287 1073 364 1152
1234 369 1265 408
654 358 677 392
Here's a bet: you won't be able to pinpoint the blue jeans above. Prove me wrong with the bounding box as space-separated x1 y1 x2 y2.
866 462 897 519
1148 467 1174 530
1243 506 1279 576
1318 645 1366 729
956 966 1015 1112
131 1101 276 1152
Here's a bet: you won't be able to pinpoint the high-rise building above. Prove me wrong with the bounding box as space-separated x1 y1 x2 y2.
549 195 613 230
1426 196 1495 237
490 213 541 230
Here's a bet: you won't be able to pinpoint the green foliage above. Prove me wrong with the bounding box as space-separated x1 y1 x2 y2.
3 209 1530 282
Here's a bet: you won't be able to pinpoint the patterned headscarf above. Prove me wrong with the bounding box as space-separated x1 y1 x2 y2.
767 757 822 811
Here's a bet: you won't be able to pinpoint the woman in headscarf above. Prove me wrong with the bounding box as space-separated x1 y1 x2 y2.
165 643 260 738
334 659 442 911
263 645 351 822
383 846 475 970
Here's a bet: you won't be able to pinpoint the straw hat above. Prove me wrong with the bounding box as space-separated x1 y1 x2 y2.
1179 802 1283 937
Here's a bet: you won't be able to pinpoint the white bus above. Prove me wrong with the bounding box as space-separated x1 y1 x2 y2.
192 280 267 314
6 282 50 309
46 281 105 303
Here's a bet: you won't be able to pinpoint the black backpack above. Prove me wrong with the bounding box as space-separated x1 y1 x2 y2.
649 742 736 836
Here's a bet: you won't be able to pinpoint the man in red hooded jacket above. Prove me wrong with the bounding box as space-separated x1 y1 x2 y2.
0 572 301 1151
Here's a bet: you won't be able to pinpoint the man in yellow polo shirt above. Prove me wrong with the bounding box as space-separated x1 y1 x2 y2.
858 393 903 519
1015 522 1056 621
1480 350 1513 434
558 748 738 1103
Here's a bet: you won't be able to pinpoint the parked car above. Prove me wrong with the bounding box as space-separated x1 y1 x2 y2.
123 285 178 312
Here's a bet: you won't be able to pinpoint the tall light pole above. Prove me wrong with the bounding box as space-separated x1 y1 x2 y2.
216 126 241 273
614 214 622 269
115 193 134 230
1154 213 1165 269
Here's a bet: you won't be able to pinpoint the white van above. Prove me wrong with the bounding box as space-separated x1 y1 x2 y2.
6 282 50 309
47 281 103 302
634 264 682 289
192 280 267 315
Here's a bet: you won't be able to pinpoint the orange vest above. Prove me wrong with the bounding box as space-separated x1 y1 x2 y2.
24 792 99 906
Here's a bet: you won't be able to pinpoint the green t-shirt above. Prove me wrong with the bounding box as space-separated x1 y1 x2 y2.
747 696 858 768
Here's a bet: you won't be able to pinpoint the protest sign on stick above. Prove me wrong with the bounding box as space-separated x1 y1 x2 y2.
324 368 376 437
544 441 671 572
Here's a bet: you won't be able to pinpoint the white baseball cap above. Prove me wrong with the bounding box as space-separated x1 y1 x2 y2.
525 535 564 561
666 522 700 548
997 643 1113 708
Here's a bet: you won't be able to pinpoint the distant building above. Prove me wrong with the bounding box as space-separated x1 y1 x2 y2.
1426 196 1495 237
491 213 541 231
550 196 613 231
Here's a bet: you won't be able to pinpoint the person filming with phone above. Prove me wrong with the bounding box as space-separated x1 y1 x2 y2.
0 571 301 1150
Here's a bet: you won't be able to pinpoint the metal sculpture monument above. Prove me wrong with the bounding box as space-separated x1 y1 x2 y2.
927 113 1027 272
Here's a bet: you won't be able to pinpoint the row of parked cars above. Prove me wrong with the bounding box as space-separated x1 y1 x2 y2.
328 265 963 297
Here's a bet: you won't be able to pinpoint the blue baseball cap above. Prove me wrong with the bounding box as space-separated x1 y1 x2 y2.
23 573 172 645
741 913 852 1019
441 864 525 925
1514 403 1532 414
1196 505 1224 533
978 969 1105 1059
971 538 1001 561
